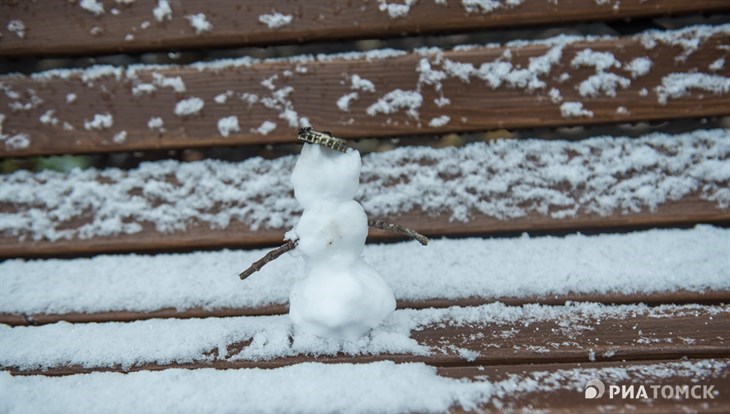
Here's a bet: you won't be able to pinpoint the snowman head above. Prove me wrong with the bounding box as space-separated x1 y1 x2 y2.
291 141 361 210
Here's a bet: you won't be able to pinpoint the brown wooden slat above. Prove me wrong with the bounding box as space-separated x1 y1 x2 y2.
1 194 727 258
1 0 728 56
6 304 729 376
1 28 728 157
442 359 730 413
1 289 728 327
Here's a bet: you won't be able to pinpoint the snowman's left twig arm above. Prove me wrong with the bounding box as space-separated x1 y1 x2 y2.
240 239 298 280
367 218 429 246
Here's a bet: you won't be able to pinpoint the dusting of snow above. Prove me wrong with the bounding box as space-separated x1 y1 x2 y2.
39 110 59 126
147 117 164 131
709 57 725 71
214 91 233 104
377 0 418 18
186 13 212 34
625 57 652 79
152 73 186 93
428 115 450 127
258 12 293 29
152 0 172 22
132 83 156 96
174 97 204 116
1 134 30 150
548 88 562 103
0 301 726 371
217 116 240 137
337 92 359 112
65 93 77 104
0 130 727 243
655 73 730 105
112 131 127 144
578 72 631 98
79 0 104 15
7 20 25 39
366 89 423 119
253 120 277 135
560 101 593 118
462 0 526 14
351 75 376 92
83 113 113 130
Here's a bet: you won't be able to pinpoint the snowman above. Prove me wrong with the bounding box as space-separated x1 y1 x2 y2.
285 128 396 342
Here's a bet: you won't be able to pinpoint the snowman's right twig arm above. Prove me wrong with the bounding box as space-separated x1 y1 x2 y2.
239 239 298 280
367 218 429 246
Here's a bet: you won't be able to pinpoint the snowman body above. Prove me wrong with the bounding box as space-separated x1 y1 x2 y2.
287 143 396 342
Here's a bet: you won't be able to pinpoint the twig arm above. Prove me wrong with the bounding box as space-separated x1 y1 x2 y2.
240 239 298 280
367 218 429 246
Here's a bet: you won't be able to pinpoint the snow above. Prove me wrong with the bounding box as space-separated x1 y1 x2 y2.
174 97 204 116
185 13 212 34
366 89 423 119
288 143 395 340
258 12 293 29
428 115 450 127
0 361 493 414
1 134 29 150
0 301 726 371
152 73 186 93
1 129 727 241
147 117 164 130
216 116 240 137
214 91 233 104
39 110 59 126
83 113 113 130
65 93 77 104
377 0 417 18
112 131 127 144
152 0 172 22
1 359 726 414
79 0 104 15
351 75 376 92
560 101 593 117
253 120 277 135
132 83 156 96
655 73 730 105
462 0 525 13
337 92 359 112
578 72 631 97
625 57 652 78
1 225 728 316
7 20 25 39
709 57 725 71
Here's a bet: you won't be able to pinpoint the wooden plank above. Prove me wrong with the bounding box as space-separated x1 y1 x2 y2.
441 359 730 413
1 0 728 57
1 289 728 327
1 193 727 259
3 303 728 375
1 26 728 157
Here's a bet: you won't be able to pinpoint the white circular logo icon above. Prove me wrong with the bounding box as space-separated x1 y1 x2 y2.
585 379 605 399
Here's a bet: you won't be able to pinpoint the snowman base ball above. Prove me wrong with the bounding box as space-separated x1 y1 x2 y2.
287 142 396 342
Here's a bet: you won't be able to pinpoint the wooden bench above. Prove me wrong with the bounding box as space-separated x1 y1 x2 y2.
1 1 729 412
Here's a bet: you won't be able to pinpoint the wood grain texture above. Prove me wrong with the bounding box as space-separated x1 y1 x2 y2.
4 304 728 376
443 359 730 413
1 289 728 327
1 27 728 157
1 194 727 258
1 0 728 56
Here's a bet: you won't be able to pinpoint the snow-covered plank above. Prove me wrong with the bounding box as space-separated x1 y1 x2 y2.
1 302 728 375
1 25 729 157
443 359 729 413
1 129 728 258
2 359 727 414
2 0 727 57
1 226 728 325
